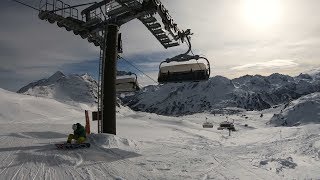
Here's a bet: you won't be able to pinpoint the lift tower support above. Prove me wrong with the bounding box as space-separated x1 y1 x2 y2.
102 24 118 134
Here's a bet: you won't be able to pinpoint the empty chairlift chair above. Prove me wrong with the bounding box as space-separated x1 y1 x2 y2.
158 56 210 83
202 121 213 128
116 73 140 93
157 34 211 83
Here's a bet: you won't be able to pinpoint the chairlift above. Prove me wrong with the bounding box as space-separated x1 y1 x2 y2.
217 121 235 131
158 35 211 83
202 121 213 128
202 117 213 128
116 72 140 93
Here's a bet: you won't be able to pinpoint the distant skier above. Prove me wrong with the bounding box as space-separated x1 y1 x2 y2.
67 123 86 144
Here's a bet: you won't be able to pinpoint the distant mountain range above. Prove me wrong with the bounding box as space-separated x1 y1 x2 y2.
17 69 320 116
121 70 320 116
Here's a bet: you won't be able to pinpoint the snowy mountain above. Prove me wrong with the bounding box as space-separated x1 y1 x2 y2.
17 71 98 107
304 67 320 79
17 69 320 116
269 92 320 126
122 72 320 116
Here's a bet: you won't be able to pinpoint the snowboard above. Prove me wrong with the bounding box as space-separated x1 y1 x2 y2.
55 143 91 149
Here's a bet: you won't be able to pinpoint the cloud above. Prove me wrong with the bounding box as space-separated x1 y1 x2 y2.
231 59 299 71
1 0 320 91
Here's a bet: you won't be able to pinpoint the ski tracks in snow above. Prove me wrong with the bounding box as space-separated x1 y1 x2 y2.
0 125 86 180
10 162 25 180
0 134 23 179
75 152 84 168
0 150 20 178
31 157 45 180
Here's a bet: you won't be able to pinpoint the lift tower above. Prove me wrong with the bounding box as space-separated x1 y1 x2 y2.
38 0 192 134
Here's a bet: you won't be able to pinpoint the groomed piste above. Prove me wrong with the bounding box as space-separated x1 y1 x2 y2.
1 88 320 179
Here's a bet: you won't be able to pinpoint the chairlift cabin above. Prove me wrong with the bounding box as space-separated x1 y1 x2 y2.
217 121 235 131
202 121 213 128
158 55 210 83
116 73 140 93
158 34 211 83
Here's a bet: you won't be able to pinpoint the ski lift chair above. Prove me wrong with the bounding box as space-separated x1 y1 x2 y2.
158 55 210 83
217 121 235 131
202 121 213 128
158 34 211 83
116 73 140 93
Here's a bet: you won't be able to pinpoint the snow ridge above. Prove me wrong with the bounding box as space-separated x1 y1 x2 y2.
17 71 98 106
269 92 320 126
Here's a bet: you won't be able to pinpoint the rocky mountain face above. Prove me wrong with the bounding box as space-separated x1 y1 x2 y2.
121 72 320 116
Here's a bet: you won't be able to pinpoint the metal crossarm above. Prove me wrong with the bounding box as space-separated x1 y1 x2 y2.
79 0 185 48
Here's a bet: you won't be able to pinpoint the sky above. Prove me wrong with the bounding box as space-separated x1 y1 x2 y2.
0 0 320 91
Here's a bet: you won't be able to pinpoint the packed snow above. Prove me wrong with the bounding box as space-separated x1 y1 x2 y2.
1 86 320 179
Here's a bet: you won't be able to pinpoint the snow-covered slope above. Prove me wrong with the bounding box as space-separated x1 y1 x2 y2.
17 71 98 108
1 88 320 179
269 92 320 126
0 88 83 124
122 72 320 116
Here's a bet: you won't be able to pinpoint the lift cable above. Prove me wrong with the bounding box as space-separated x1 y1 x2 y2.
10 0 39 11
118 56 159 85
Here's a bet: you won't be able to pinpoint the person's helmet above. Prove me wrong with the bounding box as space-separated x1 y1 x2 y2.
72 124 77 130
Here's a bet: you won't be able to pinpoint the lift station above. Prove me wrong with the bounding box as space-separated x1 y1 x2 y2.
37 0 192 134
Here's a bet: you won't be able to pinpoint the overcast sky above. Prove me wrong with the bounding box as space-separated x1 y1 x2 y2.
1 0 320 91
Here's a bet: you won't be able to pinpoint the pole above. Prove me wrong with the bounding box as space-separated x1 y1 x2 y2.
102 24 118 135
85 110 91 135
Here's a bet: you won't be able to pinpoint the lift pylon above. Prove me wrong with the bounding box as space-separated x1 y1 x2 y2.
37 0 191 134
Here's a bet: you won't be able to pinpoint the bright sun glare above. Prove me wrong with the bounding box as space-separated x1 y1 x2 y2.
243 0 281 28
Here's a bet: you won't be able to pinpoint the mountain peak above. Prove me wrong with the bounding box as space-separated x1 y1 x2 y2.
81 73 95 83
52 71 65 77
17 71 98 106
48 71 65 82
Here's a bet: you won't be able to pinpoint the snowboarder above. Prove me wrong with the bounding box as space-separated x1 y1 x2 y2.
67 123 86 144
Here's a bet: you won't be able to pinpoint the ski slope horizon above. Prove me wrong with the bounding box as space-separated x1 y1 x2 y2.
15 67 320 117
0 87 320 179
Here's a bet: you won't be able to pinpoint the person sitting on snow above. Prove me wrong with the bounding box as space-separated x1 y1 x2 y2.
67 123 86 144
